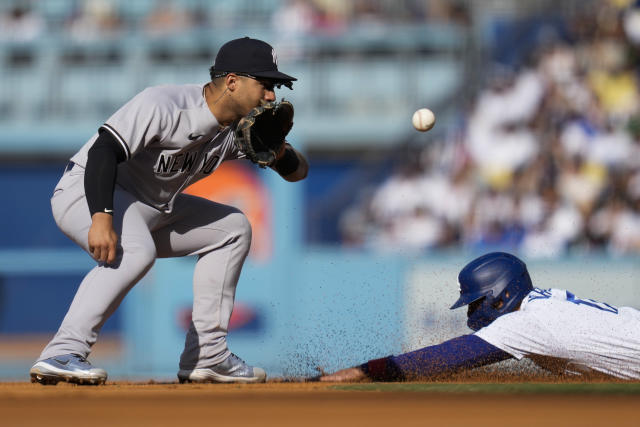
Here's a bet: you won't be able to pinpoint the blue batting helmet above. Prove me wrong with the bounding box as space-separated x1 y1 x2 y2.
450 252 533 331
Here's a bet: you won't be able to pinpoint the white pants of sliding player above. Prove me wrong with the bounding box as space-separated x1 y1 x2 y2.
38 164 251 371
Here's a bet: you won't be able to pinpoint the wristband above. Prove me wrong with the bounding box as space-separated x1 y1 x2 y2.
361 356 404 381
274 148 299 176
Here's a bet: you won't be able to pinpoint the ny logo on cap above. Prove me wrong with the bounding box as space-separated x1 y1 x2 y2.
272 48 278 66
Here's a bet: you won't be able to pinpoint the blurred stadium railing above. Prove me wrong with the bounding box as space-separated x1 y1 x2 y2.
0 0 473 153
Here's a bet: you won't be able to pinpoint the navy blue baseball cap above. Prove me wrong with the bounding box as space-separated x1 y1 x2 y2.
211 37 296 87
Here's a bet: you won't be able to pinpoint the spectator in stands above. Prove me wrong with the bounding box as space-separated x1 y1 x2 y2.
271 0 318 60
144 0 194 37
0 4 44 42
66 0 123 41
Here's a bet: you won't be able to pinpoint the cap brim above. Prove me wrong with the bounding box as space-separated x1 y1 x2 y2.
450 290 487 310
250 70 297 82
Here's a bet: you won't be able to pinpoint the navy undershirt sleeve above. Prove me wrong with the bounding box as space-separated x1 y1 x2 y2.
361 335 512 381
84 130 127 216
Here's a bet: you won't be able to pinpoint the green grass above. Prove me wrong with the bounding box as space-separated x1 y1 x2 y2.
331 382 640 394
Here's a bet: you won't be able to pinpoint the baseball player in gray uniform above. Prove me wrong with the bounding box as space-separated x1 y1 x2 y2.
29 37 308 385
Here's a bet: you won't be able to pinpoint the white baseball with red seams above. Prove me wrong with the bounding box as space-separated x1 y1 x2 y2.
412 108 436 132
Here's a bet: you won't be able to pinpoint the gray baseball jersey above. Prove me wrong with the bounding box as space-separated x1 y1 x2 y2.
70 83 245 212
476 288 640 379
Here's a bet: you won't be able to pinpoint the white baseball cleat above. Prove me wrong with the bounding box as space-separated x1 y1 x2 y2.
178 353 266 384
30 354 108 385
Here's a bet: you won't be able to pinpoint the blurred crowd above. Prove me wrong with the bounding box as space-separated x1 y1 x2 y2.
0 0 209 42
340 1 640 257
0 0 469 43
271 0 469 35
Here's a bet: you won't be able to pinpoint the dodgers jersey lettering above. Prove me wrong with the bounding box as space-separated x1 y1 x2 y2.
475 288 640 379
70 84 244 212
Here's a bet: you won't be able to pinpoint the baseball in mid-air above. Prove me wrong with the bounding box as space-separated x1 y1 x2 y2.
412 108 436 132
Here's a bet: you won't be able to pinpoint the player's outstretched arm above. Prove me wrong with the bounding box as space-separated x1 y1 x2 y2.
272 143 308 182
318 335 512 382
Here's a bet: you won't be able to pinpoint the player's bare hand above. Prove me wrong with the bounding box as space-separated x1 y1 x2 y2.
88 212 118 264
319 367 368 382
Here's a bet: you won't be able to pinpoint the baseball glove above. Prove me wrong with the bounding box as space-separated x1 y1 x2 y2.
234 99 294 168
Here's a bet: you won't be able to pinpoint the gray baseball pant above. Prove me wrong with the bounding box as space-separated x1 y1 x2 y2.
38 164 252 370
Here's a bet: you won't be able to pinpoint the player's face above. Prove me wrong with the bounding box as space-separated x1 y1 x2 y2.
236 75 277 114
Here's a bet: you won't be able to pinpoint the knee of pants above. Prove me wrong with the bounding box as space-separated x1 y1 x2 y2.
119 241 157 277
231 211 252 254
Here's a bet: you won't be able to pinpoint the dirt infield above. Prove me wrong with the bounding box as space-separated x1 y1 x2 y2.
2 380 639 427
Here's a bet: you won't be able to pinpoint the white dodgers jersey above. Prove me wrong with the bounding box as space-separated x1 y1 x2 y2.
475 288 640 379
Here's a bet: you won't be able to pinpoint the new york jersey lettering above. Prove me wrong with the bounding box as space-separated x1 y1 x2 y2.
201 153 220 174
156 151 199 174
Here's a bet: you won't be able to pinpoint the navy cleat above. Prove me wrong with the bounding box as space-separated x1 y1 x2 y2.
178 353 266 384
30 354 107 385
